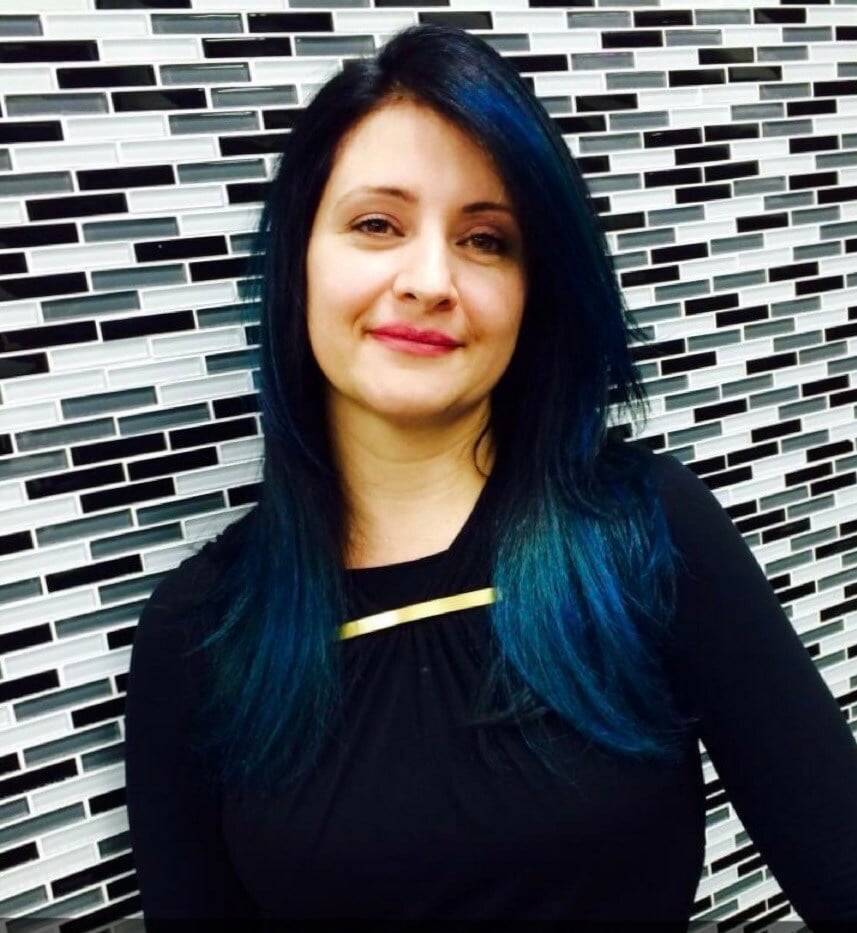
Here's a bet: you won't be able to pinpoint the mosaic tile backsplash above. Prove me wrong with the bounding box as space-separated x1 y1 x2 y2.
1 1 856 928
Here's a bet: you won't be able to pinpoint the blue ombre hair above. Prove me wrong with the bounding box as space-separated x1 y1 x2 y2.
183 23 701 800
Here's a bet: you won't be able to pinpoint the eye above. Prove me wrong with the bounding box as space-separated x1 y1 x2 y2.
352 217 509 256
467 232 508 255
352 217 394 236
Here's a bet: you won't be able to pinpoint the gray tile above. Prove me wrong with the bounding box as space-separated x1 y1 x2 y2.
758 46 808 62
828 354 857 376
205 347 259 373
665 386 719 410
83 217 179 243
612 249 647 270
169 112 259 135
782 27 832 43
800 340 847 364
0 150 10 171
779 396 826 419
137 491 226 526
644 374 688 395
91 264 186 290
710 233 764 254
100 571 168 605
56 599 147 638
230 232 258 253
0 171 73 197
649 205 705 225
152 13 242 33
482 34 531 54
665 30 722 46
178 158 267 183
793 241 840 261
840 63 857 77
37 509 132 547
733 176 784 196
610 110 669 130
100 829 132 858
588 172 641 194
694 9 750 25
669 422 722 445
82 742 124 771
618 228 674 249
0 15 42 35
688 329 741 350
6 93 108 116
0 799 29 827
0 450 68 481
42 290 140 322
0 579 41 606
713 270 766 290
90 522 183 559
764 191 813 210
749 386 799 409
731 102 782 120
61 387 157 420
606 71 666 90
18 418 115 453
817 151 857 169
762 118 813 138
654 278 710 300
24 725 119 766
198 301 259 328
820 220 857 241
632 301 681 324
572 52 633 70
773 330 821 352
161 63 250 85
0 804 84 848
567 11 630 27
579 132 641 153
760 82 811 100
721 374 772 397
15 681 113 721
771 295 819 317
211 86 297 109
0 888 46 917
540 95 572 116
119 402 209 436
294 35 374 56
11 889 104 923
746 318 794 339
792 206 839 225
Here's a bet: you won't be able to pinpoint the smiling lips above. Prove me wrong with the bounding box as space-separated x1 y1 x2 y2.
369 323 461 347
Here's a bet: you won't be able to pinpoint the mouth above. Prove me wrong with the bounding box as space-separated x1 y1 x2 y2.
369 332 460 356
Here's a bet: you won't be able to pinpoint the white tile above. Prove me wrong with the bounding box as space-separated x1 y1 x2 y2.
127 184 224 213
140 280 235 312
158 370 251 405
333 10 416 32
667 104 731 127
0 497 78 537
490 11 566 30
108 355 204 390
818 254 857 276
28 243 134 275
180 206 260 236
253 57 341 86
610 188 673 211
14 143 119 172
66 115 166 143
219 436 263 464
533 72 603 96
731 137 789 159
0 713 69 757
51 338 149 372
43 14 149 37
142 541 199 573
610 149 673 171
810 43 857 63
6 633 105 679
174 459 261 495
33 763 125 814
814 115 857 134
634 48 699 71
192 0 281 7
530 31 602 53
736 247 792 270
150 327 244 357
41 808 129 858
0 67 52 94
0 301 40 328
0 201 24 224
2 370 107 405
0 401 59 432
0 844 93 904
121 136 217 165
736 281 796 305
721 25 782 45
764 225 822 248
184 504 252 541
697 83 759 105
806 6 857 24
0 589 94 636
0 542 88 587
699 196 764 221
100 37 200 63
0 482 25 509
682 255 739 278
781 61 837 82
65 644 131 687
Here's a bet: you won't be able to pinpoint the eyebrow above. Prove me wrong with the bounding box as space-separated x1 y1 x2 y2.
335 185 515 216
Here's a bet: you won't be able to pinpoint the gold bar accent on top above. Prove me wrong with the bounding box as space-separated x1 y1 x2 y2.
339 587 499 641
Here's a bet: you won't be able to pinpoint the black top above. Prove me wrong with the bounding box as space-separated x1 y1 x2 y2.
124 450 857 930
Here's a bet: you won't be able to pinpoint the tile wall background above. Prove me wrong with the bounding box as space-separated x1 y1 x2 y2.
0 0 856 929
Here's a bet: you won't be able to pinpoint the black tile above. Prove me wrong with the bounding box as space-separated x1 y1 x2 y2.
746 351 797 374
26 464 124 500
635 10 691 26
577 155 610 174
694 398 748 422
134 235 225 263
57 65 155 89
0 760 78 800
705 160 759 182
687 293 740 314
817 185 857 205
220 133 289 156
0 121 62 144
602 30 663 48
762 517 812 544
509 54 570 74
717 304 768 326
621 265 679 287
651 242 708 263
675 144 730 165
644 167 702 188
669 70 726 87
769 261 818 282
575 93 637 112
128 446 217 480
632 338 686 362
70 696 126 730
789 135 838 154
228 482 260 507
0 435 11 457
787 99 837 117
0 272 87 302
754 7 805 22
77 165 174 191
699 48 754 65
752 418 801 443
170 415 257 449
189 256 251 282
226 181 268 204
213 393 259 418
814 80 857 97
789 171 837 190
112 88 206 111
52 852 134 898
0 530 33 557
736 212 788 233
101 310 195 340
837 27 857 41
554 114 606 133
0 41 98 62
705 123 759 141
812 473 856 497
590 196 610 214
644 128 702 148
418 11 493 28
0 671 59 705
0 353 48 379
81 477 175 513
261 109 304 131
675 183 731 204
202 37 291 58
27 193 127 222
825 321 857 341
661 350 717 375
0 321 98 353
0 222 77 249
802 375 849 398
46 554 143 592
598 211 645 232
795 274 844 296
729 65 782 82
247 12 333 31
0 252 27 275
72 432 165 467
97 0 190 6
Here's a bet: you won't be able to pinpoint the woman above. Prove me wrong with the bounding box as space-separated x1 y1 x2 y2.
124 23 857 929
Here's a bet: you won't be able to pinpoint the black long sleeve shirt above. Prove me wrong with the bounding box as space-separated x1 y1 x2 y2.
124 450 857 929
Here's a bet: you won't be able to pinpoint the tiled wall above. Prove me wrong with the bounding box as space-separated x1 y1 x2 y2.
1 1 855 928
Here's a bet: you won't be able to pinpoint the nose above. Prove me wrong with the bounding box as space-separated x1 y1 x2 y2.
392 227 459 310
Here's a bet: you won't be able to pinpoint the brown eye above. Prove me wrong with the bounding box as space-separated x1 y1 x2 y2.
469 232 507 254
353 217 394 235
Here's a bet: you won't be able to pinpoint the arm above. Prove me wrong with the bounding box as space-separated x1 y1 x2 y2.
123 547 260 926
654 452 857 929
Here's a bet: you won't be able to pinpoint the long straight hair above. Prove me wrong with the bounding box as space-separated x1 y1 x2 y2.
182 23 700 801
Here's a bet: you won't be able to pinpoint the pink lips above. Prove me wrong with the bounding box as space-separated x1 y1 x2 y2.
369 323 461 347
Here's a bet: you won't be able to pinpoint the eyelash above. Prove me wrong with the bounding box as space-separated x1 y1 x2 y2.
351 217 509 255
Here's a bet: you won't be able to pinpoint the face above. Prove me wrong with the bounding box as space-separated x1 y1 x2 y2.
305 99 527 436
